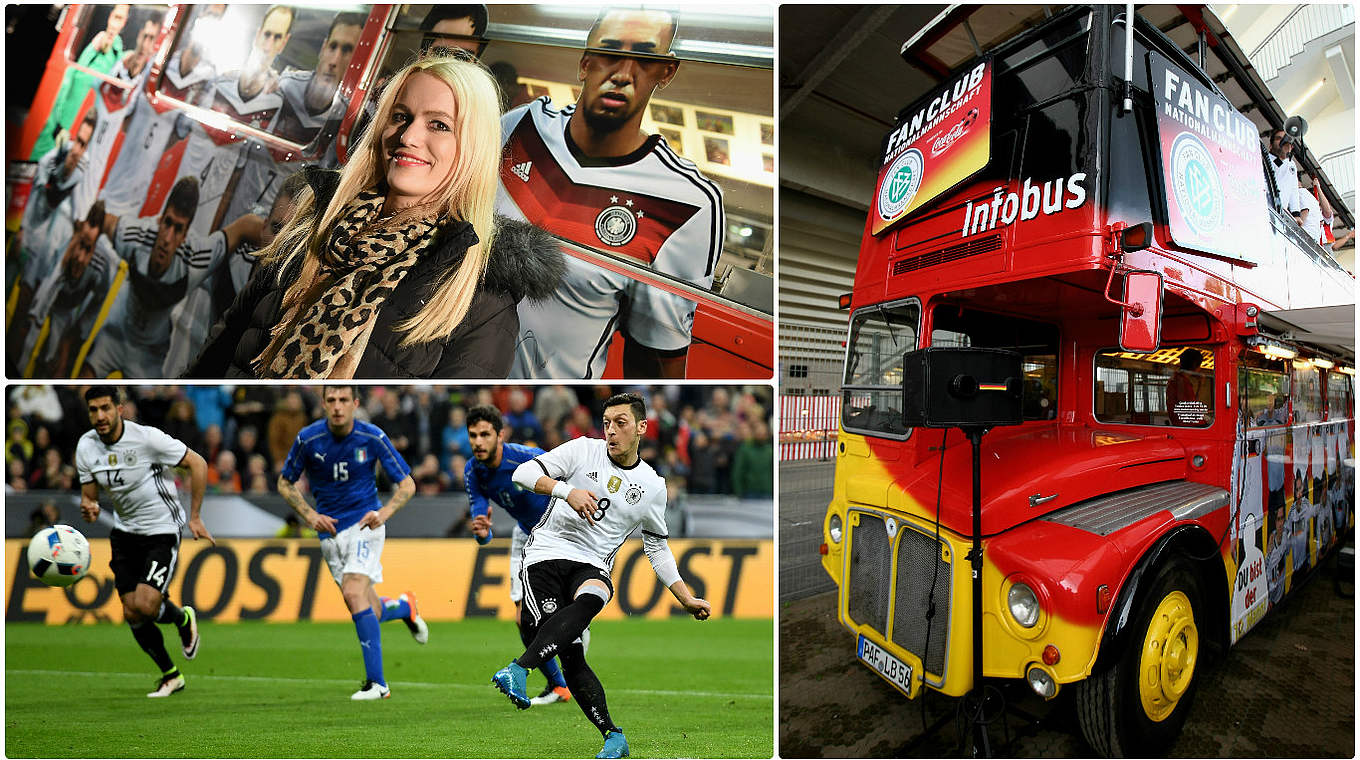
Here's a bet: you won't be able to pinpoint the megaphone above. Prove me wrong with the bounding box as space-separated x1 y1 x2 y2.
1284 114 1309 143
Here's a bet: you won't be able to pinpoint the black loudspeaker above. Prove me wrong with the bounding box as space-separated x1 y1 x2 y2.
901 347 1024 428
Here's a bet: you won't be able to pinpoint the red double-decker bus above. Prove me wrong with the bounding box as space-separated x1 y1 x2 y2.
820 6 1353 755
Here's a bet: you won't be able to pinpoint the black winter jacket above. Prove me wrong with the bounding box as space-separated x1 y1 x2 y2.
185 168 563 378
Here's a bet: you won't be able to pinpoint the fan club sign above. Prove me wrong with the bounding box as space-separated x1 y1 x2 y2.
6 538 773 623
872 59 993 235
1149 51 1270 264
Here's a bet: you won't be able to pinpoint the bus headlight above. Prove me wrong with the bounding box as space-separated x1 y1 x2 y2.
1026 666 1057 699
1008 582 1040 628
828 513 842 544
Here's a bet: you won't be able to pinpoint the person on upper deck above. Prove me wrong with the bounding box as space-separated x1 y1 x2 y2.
1267 129 1301 221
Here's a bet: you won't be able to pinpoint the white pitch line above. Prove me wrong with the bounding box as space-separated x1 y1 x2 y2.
7 669 772 700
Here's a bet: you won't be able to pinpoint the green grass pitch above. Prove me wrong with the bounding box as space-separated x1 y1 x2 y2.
6 617 772 758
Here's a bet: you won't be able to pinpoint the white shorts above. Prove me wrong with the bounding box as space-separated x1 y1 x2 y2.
509 523 528 603
320 521 385 585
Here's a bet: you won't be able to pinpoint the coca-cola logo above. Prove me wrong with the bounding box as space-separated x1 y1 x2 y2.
930 108 979 158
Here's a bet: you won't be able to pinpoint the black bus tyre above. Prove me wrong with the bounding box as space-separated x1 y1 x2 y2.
1077 557 1202 757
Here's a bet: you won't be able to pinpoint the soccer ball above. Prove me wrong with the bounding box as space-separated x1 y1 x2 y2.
27 525 92 587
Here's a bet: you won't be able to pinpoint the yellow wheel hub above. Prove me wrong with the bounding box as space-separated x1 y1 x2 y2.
1138 589 1198 722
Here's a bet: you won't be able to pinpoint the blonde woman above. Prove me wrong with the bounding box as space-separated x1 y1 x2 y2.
188 54 561 379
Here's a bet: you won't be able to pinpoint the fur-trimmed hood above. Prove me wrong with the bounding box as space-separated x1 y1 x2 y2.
484 214 565 301
302 165 563 303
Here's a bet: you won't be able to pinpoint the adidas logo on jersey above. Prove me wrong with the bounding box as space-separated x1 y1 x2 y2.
511 161 532 182
587 472 598 482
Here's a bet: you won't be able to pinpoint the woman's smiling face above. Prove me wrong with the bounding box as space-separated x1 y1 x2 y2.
382 70 460 213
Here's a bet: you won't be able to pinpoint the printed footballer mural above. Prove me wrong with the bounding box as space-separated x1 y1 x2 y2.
7 3 774 381
1231 365 1354 643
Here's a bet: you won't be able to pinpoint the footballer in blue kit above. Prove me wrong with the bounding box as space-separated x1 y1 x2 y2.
278 385 427 701
465 404 574 706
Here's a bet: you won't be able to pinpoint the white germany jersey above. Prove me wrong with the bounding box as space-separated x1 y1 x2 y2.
72 59 150 217
269 68 348 165
76 420 189 536
24 235 118 365
85 219 225 377
21 147 85 289
162 230 242 377
497 99 724 379
218 70 350 226
100 53 217 219
522 436 669 572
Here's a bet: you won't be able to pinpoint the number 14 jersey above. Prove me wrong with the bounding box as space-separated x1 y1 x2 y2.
76 420 190 536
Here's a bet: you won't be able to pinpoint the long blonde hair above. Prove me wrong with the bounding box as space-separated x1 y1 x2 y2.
259 54 502 347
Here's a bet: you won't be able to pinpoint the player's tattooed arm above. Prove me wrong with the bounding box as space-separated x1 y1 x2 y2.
360 475 416 529
80 481 101 522
178 449 216 546
278 476 337 536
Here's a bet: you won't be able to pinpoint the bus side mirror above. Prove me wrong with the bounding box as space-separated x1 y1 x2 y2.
1120 271 1164 352
1120 222 1153 252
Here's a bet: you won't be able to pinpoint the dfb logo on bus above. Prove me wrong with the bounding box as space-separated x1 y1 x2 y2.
1170 131 1224 236
878 149 924 221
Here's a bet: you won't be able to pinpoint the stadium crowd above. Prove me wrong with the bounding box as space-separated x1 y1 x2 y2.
7 385 775 511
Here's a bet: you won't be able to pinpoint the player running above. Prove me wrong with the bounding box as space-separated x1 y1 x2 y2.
491 392 711 758
277 385 426 700
464 404 573 706
76 386 213 698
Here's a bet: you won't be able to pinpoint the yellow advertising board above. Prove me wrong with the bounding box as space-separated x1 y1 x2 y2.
6 538 772 624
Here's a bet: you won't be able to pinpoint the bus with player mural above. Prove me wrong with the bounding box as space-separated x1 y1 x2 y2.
819 5 1353 756
6 3 773 380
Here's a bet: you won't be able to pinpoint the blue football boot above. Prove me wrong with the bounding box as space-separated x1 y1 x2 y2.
597 730 629 758
491 661 530 709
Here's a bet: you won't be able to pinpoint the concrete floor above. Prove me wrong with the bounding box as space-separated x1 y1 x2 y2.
779 555 1355 757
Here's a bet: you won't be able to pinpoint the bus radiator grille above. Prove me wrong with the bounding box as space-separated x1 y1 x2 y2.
847 513 892 633
891 526 951 676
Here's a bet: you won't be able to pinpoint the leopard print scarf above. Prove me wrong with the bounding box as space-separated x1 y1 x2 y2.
253 190 438 378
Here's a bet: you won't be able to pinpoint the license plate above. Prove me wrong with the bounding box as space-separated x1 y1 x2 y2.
857 635 915 697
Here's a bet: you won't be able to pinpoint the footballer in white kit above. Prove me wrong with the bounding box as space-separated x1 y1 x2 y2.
17 115 92 295
71 12 161 217
19 204 117 377
85 179 265 379
71 55 154 219
219 10 363 226
77 387 212 698
82 178 225 378
518 430 671 574
493 391 710 759
498 98 724 379
99 42 217 219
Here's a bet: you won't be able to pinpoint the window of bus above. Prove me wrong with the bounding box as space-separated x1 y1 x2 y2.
1240 360 1290 428
342 5 773 379
1326 372 1353 421
1095 346 1215 427
993 8 1090 111
29 4 170 163
994 10 1091 186
842 301 919 439
930 306 1059 421
1293 362 1323 423
155 5 375 157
